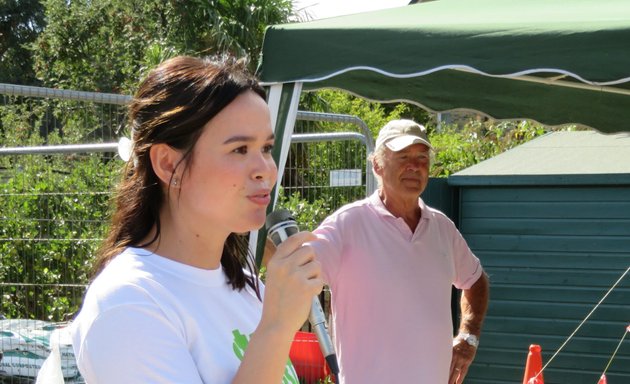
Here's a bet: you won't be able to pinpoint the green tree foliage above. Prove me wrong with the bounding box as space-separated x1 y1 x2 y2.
429 119 548 177
180 0 294 63
0 95 122 320
300 89 409 137
0 152 119 320
33 0 293 93
0 0 45 84
276 190 331 232
300 90 550 179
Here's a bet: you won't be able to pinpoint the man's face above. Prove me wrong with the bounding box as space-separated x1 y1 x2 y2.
376 143 431 198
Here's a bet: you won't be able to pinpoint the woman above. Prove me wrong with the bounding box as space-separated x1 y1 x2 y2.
71 56 322 383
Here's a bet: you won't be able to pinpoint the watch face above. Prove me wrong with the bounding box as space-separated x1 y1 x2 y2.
465 335 479 347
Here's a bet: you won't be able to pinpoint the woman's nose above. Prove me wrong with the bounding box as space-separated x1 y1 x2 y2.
253 154 277 181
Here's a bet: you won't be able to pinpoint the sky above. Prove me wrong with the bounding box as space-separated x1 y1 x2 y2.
292 0 410 20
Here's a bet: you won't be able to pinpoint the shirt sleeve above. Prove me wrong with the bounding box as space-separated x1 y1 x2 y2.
73 303 204 384
451 226 483 290
310 214 345 286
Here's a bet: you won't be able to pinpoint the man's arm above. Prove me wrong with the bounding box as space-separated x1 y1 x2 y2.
449 271 490 384
459 271 490 336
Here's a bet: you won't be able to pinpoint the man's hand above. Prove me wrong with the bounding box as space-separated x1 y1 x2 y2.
448 338 477 384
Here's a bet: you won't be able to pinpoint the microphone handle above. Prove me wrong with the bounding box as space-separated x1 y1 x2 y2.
309 296 340 378
309 296 335 357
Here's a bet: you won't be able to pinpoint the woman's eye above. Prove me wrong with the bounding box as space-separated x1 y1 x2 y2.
233 146 248 154
263 144 274 154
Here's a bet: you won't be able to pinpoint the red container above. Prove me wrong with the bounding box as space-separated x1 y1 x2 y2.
289 331 332 383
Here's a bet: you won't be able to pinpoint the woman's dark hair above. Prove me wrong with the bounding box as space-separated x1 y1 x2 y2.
93 56 267 297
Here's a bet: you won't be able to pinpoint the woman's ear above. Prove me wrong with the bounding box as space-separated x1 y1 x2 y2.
150 144 183 187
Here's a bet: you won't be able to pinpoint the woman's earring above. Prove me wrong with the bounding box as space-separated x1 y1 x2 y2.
172 178 178 186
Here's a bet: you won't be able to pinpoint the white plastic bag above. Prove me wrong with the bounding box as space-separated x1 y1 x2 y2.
35 327 64 384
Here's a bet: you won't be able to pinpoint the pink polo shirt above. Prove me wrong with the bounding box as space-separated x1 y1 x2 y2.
311 191 482 384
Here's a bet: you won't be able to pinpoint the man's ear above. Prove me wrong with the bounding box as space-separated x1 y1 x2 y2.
150 143 182 186
372 158 383 177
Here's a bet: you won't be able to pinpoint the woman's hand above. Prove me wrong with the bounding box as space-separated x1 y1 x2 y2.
234 232 322 383
259 231 323 334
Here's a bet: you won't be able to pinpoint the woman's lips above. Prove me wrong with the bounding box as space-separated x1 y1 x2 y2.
248 191 271 206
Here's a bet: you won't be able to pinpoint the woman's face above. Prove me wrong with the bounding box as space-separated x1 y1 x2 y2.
177 90 277 235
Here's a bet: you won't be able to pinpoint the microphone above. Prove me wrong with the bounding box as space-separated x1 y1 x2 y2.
265 209 340 381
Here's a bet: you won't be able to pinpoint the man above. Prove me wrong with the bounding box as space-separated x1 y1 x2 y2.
310 119 489 384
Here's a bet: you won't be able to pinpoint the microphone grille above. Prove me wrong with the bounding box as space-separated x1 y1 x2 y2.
265 209 295 230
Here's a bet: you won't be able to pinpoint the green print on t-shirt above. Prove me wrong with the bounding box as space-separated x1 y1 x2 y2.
232 329 299 384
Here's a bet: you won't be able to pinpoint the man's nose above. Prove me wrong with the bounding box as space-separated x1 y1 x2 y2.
405 159 421 171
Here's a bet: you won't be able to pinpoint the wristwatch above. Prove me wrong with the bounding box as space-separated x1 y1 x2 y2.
456 332 479 348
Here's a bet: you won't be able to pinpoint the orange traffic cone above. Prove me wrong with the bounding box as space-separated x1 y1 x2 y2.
522 344 544 384
597 374 607 384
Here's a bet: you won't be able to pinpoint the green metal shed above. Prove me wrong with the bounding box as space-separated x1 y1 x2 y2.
448 131 630 384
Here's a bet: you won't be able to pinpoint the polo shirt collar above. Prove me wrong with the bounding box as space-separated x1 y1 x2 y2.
368 190 431 223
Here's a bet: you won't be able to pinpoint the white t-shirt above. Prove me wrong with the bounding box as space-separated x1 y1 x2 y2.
71 247 299 383
311 192 483 384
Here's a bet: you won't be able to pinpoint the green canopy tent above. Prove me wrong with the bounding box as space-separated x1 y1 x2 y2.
252 0 630 257
259 0 630 134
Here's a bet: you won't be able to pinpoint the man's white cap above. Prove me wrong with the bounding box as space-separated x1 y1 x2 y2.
374 119 432 152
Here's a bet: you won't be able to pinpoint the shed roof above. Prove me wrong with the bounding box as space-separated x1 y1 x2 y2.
449 131 630 186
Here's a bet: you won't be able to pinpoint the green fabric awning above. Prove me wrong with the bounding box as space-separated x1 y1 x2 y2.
258 0 630 133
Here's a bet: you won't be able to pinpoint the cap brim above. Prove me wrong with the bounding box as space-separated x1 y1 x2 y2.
385 135 432 152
